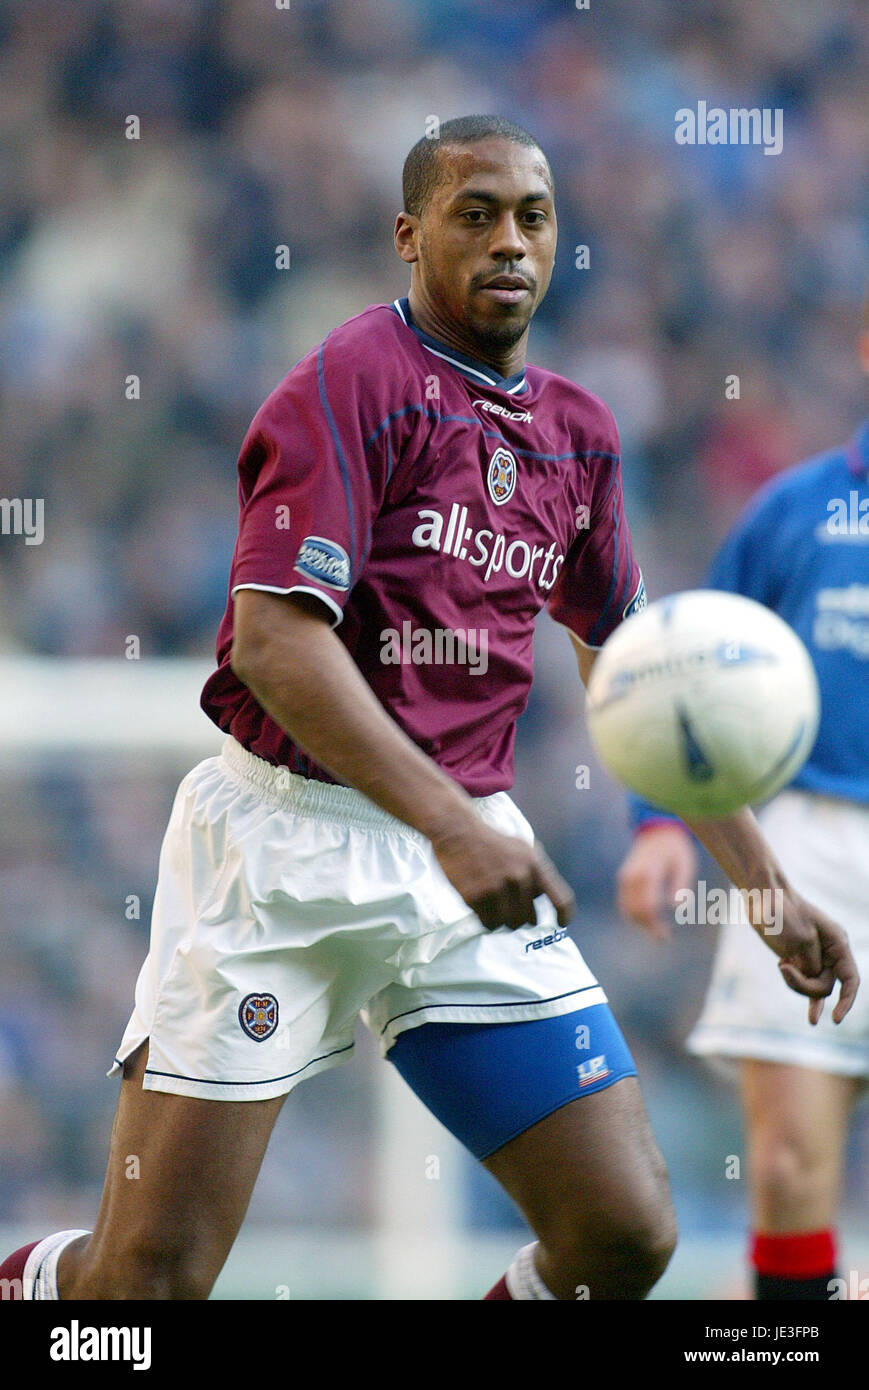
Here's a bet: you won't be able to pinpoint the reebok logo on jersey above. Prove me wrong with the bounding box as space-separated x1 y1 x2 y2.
471 399 533 423
294 536 351 590
411 505 564 591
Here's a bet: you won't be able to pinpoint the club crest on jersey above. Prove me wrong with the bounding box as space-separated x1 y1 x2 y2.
294 536 351 591
487 447 517 506
239 993 279 1042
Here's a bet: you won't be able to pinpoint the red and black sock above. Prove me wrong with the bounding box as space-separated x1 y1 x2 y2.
483 1243 556 1299
752 1230 836 1301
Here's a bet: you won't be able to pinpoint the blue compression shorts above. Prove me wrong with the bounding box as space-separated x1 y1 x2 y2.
386 1003 637 1160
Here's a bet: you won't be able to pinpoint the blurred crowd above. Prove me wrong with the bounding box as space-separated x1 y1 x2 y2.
0 0 867 1239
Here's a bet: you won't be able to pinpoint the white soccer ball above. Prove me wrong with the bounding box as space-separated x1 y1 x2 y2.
585 589 820 819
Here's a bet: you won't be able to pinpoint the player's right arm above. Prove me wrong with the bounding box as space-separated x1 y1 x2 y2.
231 588 575 933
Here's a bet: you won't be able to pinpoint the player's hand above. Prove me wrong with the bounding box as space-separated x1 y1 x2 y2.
752 887 860 1025
429 819 575 931
616 826 699 942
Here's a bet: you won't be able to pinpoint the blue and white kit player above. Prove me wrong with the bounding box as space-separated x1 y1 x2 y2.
620 414 869 1299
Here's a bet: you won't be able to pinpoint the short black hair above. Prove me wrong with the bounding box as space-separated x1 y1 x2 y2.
402 115 550 218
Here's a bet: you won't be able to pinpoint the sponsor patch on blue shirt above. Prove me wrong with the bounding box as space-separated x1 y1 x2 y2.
295 536 351 591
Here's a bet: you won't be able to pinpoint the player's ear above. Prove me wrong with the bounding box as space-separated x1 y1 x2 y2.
394 212 420 264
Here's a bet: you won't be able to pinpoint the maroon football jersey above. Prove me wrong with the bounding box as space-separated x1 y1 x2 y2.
201 297 644 795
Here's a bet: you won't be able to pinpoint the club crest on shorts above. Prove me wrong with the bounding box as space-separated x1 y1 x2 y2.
487 447 517 506
239 993 279 1041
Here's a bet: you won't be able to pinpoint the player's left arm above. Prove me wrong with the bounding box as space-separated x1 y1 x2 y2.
570 632 598 688
679 810 859 1025
567 631 859 1025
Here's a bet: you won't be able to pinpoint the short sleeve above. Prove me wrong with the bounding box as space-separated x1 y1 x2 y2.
231 336 394 626
547 443 645 649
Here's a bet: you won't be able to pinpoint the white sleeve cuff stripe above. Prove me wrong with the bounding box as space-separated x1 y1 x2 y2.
230 582 344 628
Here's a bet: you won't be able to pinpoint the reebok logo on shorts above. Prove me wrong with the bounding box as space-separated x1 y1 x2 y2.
239 994 279 1041
524 925 569 952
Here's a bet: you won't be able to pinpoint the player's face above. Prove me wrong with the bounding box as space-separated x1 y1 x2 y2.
396 139 557 366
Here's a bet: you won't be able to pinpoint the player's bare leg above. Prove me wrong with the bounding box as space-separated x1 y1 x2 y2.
57 1042 286 1299
483 1077 677 1300
742 1060 856 1229
740 1059 859 1298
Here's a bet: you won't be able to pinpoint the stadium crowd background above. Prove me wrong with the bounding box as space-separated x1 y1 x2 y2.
0 0 867 1287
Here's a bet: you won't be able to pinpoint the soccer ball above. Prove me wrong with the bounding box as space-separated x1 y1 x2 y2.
585 589 820 819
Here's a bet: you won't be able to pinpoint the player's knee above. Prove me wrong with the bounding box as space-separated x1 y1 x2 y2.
549 1219 676 1299
752 1131 827 1208
548 1181 677 1296
594 1203 676 1293
618 1156 677 1277
632 1204 678 1289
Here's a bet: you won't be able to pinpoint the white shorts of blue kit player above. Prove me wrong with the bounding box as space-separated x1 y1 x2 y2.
688 789 869 1079
110 737 607 1101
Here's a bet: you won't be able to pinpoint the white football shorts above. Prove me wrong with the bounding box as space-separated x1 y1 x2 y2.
110 737 605 1100
687 789 869 1078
